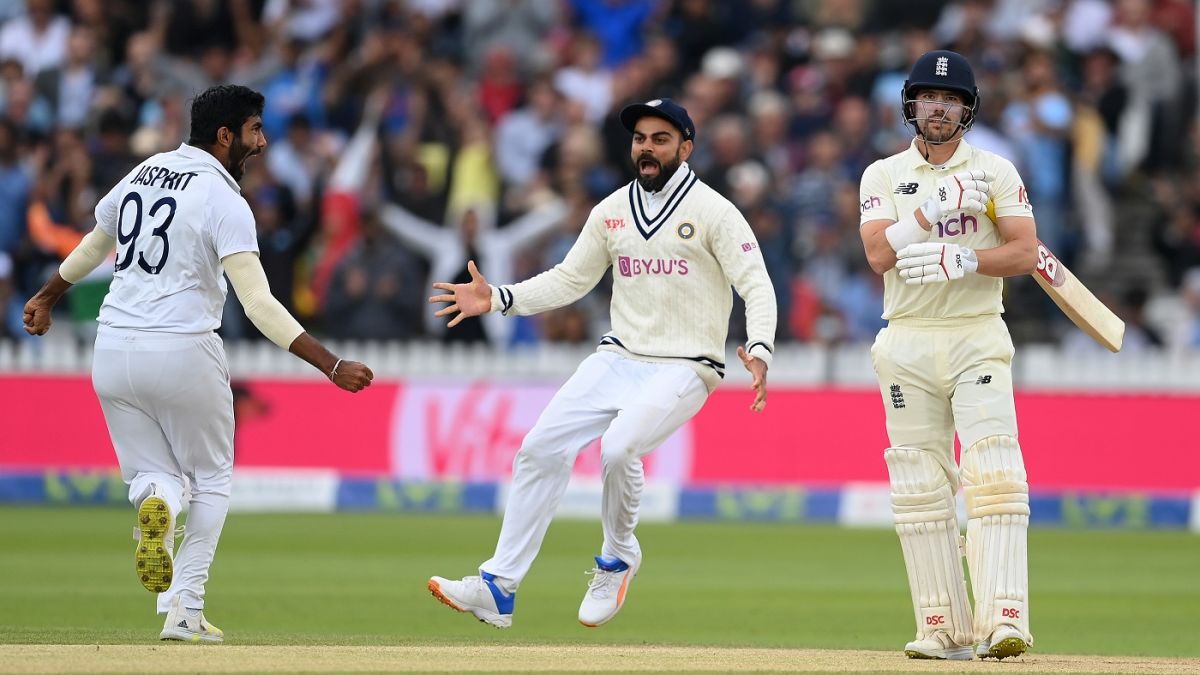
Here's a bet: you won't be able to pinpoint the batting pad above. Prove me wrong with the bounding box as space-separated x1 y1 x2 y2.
885 447 973 646
961 435 1032 645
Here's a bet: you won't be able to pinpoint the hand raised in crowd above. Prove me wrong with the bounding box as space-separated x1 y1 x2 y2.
429 260 492 328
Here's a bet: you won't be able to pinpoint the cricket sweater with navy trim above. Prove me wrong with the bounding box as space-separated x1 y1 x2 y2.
490 162 777 392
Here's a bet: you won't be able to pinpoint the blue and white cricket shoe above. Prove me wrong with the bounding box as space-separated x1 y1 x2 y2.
578 555 640 627
428 572 514 628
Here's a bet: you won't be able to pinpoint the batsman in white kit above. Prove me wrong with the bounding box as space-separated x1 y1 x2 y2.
859 50 1039 660
427 99 776 628
22 85 373 642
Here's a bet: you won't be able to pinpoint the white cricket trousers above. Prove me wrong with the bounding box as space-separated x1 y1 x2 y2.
480 351 708 591
92 325 235 614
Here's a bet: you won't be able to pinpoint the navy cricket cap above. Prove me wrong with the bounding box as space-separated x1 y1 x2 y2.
619 98 696 141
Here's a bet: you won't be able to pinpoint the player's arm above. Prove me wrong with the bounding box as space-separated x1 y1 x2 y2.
858 161 904 274
24 170 134 335
712 205 777 412
896 162 1034 284
974 215 1037 277
861 166 994 275
22 227 117 335
223 251 373 393
429 205 610 326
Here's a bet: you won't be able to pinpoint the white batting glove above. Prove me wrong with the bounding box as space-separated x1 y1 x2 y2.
919 170 995 224
896 242 979 285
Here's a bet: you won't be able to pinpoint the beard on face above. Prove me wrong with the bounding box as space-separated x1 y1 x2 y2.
634 148 682 192
919 115 962 144
228 134 252 181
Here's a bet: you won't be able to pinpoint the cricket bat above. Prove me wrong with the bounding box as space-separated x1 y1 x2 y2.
1030 240 1125 352
987 201 1124 352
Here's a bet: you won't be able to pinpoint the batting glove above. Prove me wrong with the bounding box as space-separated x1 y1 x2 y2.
896 242 979 285
919 170 994 224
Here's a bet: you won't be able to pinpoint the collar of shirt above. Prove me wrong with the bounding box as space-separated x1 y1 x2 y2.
176 142 242 193
903 138 974 172
636 160 693 212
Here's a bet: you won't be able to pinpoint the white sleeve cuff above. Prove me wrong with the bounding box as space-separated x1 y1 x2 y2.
491 285 514 315
746 341 774 369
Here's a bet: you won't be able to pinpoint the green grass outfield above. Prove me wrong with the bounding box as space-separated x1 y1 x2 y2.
1 507 1198 657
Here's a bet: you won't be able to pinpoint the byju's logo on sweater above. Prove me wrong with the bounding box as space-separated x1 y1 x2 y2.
617 256 689 277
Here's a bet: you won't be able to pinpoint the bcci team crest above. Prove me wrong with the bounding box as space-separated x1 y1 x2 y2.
676 222 695 239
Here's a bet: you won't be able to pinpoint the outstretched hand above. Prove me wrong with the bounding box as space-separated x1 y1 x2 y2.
429 260 492 328
737 346 768 413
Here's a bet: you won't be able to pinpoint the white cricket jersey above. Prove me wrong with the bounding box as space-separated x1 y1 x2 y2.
94 143 259 333
859 139 1033 320
490 162 777 392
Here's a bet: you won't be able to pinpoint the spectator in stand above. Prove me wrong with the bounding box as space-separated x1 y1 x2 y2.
322 212 425 341
33 24 100 129
1002 49 1072 255
494 77 564 194
0 0 70 79
554 32 612 124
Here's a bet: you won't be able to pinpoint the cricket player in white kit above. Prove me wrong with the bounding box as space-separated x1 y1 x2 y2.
859 51 1039 661
426 99 776 628
22 85 373 643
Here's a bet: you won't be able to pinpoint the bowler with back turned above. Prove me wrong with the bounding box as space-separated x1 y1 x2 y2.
426 98 777 628
859 50 1038 660
22 85 373 642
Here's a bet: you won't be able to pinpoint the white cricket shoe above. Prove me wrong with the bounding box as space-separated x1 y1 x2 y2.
578 555 640 627
159 598 224 643
134 488 175 594
428 573 514 628
904 631 974 660
976 624 1029 660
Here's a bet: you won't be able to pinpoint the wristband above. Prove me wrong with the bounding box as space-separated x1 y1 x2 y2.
884 214 929 252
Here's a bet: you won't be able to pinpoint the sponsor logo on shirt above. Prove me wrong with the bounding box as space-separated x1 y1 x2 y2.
893 182 919 195
741 242 757 252
935 213 978 238
605 218 626 230
860 195 882 213
617 256 689 277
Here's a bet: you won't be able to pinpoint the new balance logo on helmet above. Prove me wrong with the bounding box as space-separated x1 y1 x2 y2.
935 56 949 76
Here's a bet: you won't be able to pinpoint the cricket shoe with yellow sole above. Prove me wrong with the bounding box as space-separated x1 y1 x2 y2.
904 631 974 660
976 624 1029 660
428 572 514 628
578 555 640 627
133 489 175 593
159 598 224 643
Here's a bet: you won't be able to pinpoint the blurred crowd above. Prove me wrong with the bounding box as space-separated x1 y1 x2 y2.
0 0 1198 354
